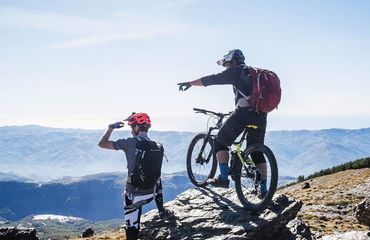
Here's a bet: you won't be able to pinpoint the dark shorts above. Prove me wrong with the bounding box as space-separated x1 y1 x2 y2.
215 108 267 164
216 107 267 146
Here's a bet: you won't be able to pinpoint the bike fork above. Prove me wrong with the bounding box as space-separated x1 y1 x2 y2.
235 144 262 191
196 136 213 164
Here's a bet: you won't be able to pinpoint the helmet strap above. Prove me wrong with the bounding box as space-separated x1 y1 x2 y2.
131 125 140 136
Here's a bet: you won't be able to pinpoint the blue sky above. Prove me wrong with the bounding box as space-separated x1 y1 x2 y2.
1 0 369 131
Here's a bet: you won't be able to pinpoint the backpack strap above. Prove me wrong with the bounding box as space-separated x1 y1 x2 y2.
234 87 251 101
134 135 150 142
234 65 254 109
234 86 251 108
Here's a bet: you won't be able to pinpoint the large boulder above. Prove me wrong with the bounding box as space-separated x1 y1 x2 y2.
81 227 94 238
275 218 314 240
0 227 38 240
302 182 311 190
355 197 370 226
140 187 305 240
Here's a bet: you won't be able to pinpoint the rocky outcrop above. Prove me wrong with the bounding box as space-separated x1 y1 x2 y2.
275 218 314 240
302 182 311 189
320 231 370 240
81 227 94 238
355 197 370 226
140 187 308 240
0 227 38 240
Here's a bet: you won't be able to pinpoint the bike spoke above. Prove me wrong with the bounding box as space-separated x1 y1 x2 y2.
187 133 216 186
235 144 278 211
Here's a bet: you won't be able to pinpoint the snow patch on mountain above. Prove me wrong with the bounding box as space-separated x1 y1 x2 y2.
32 214 84 223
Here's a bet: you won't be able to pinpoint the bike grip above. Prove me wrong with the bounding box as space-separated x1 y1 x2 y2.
193 107 204 113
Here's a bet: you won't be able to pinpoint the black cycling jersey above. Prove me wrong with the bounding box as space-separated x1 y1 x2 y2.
200 63 267 151
200 64 252 105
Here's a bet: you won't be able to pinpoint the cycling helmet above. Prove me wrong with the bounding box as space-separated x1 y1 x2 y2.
217 49 245 66
127 112 151 128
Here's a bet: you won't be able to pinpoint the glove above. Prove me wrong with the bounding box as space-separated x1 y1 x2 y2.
109 122 124 129
177 82 191 91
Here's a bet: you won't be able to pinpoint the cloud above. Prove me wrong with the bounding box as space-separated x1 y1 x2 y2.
49 21 185 49
0 6 186 49
0 7 114 35
49 33 131 49
49 30 169 49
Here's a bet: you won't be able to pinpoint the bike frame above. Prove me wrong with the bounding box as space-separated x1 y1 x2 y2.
194 107 257 169
193 108 258 170
233 128 258 168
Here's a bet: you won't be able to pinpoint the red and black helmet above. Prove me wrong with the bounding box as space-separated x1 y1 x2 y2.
127 112 151 128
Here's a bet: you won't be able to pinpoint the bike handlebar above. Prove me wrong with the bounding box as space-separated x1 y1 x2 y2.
193 108 232 118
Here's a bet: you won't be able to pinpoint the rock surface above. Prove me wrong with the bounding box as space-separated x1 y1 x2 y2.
81 227 94 238
355 197 370 226
140 187 305 240
274 218 314 240
320 231 370 240
0 227 38 240
302 182 311 189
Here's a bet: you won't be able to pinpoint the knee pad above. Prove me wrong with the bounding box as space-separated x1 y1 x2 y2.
213 138 229 154
124 208 140 229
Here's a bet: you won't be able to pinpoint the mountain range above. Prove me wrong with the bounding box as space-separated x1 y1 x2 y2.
0 125 194 181
1 125 369 181
1 125 369 239
266 128 370 176
0 171 192 221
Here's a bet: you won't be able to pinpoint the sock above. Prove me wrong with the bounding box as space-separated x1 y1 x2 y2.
219 163 229 180
260 179 267 193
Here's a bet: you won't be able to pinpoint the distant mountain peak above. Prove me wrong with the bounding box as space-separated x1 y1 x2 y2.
1 125 369 180
32 214 84 223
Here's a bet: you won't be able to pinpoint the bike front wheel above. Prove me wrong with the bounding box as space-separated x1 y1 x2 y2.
234 144 278 212
186 133 217 187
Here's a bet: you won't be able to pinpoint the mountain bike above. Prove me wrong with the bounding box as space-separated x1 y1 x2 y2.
186 108 278 212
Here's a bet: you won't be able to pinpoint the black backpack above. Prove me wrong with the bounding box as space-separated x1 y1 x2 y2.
131 137 164 190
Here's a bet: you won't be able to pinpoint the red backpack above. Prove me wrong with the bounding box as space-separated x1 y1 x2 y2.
236 66 282 113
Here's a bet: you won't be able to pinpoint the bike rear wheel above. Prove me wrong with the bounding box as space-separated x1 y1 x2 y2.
234 144 278 212
186 133 217 187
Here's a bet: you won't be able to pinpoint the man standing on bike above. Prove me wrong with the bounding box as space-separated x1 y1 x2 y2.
177 49 268 197
98 112 173 240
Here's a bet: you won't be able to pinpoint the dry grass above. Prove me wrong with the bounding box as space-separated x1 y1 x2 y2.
278 168 370 235
71 229 126 240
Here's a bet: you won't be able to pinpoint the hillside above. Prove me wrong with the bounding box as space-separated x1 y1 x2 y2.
4 215 122 240
278 168 370 236
0 172 192 221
